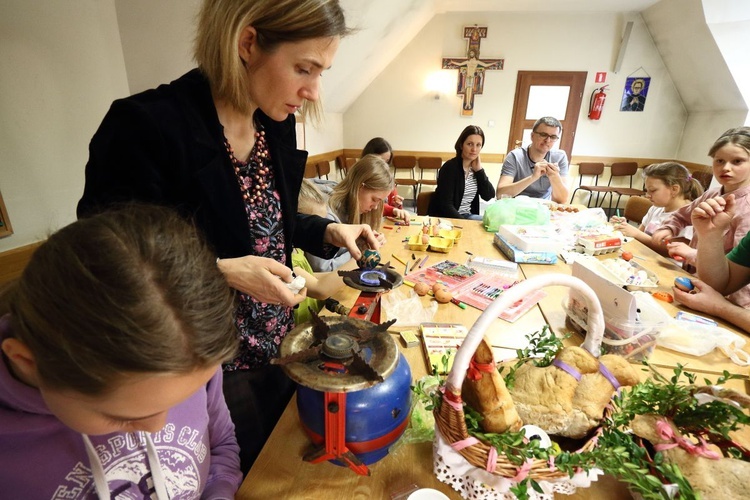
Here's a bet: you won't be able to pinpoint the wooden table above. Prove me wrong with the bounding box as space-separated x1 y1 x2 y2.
237 218 749 499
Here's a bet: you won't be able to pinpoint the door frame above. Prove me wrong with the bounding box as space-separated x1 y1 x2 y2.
507 71 587 160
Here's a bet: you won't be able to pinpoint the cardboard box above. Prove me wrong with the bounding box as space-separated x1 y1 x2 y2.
493 233 557 264
496 224 562 253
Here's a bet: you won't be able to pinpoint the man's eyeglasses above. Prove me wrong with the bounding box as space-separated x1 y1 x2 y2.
534 131 560 142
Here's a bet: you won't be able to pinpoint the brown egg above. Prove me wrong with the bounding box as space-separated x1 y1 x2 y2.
421 234 430 245
432 282 446 293
434 288 453 304
414 282 430 296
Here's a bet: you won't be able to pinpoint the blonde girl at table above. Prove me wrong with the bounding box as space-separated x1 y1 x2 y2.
306 155 394 272
673 195 750 332
653 127 750 307
0 205 242 498
611 162 703 255
292 180 355 325
77 0 376 474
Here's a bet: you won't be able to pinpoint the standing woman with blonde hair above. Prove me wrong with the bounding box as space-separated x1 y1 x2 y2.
307 154 394 272
78 0 378 474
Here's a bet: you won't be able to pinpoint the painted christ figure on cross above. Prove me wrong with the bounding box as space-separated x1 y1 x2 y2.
442 25 504 116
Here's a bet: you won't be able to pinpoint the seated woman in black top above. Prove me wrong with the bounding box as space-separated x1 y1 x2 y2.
428 125 495 219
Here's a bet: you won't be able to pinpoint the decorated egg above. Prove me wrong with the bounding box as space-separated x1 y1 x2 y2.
414 282 430 296
674 276 694 292
434 288 452 304
357 249 381 270
432 282 447 293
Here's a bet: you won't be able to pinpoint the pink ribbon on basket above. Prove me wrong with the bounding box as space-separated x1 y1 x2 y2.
486 447 498 473
451 437 480 451
467 358 496 381
440 387 464 411
511 459 533 482
653 419 721 460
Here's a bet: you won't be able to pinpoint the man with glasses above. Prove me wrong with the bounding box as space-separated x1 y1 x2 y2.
496 116 569 203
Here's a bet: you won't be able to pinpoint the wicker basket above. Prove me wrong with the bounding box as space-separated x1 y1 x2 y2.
433 274 607 499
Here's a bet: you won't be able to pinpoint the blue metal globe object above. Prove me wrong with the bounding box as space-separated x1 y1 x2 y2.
296 352 412 466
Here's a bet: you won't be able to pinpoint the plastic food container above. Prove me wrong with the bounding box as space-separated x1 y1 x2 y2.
563 291 670 361
599 258 659 291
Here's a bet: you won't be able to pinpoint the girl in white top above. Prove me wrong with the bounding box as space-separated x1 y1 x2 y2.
612 162 704 255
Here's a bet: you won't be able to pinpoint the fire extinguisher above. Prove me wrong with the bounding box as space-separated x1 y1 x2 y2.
588 85 608 120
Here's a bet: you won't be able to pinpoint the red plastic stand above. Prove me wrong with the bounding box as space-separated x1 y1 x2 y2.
303 392 370 476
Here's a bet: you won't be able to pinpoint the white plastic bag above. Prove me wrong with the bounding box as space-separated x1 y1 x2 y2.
381 288 437 326
656 321 750 366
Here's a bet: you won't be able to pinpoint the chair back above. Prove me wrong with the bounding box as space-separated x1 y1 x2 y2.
303 162 318 178
578 162 605 177
336 154 357 177
316 161 331 179
416 191 434 216
691 170 713 191
417 156 442 195
393 155 417 170
623 196 653 225
610 162 639 179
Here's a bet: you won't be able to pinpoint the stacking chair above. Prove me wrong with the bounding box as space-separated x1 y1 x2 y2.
416 156 442 195
392 155 419 206
610 162 645 211
316 160 331 180
303 162 318 178
416 191 434 216
569 162 610 206
336 154 357 178
623 196 653 226
691 170 713 191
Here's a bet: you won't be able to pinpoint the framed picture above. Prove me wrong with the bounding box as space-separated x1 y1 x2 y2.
0 190 12 237
620 77 650 112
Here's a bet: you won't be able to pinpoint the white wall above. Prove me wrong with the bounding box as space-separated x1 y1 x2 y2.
0 0 128 252
343 12 686 158
115 0 200 95
306 113 344 156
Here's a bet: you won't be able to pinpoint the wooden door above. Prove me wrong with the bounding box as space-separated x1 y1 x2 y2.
506 71 587 161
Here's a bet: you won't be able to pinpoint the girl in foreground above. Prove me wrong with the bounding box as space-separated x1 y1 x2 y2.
653 127 750 306
0 205 242 497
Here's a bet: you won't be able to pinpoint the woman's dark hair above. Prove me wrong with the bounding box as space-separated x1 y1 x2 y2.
3 204 237 395
361 137 393 165
454 125 485 157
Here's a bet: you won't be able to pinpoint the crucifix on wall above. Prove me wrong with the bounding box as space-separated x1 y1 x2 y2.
442 25 504 116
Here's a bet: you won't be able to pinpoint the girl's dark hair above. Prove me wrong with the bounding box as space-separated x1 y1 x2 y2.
3 204 237 395
361 137 393 165
454 125 485 157
643 162 704 201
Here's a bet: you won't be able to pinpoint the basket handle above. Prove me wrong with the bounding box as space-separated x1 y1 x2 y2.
446 274 605 393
